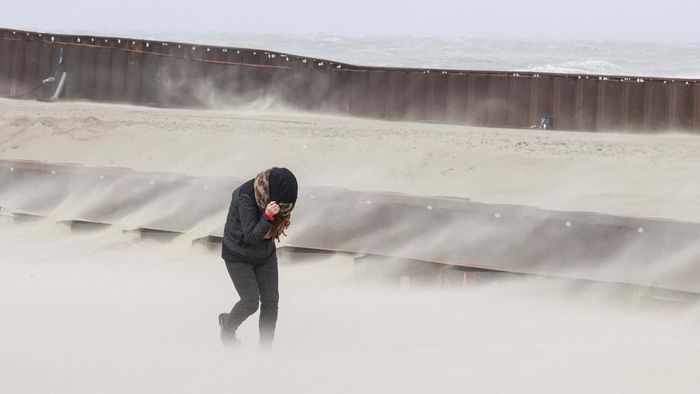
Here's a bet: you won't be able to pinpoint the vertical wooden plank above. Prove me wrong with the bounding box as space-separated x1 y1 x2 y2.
229 46 246 64
329 68 351 114
109 38 128 102
265 51 299 108
254 65 275 108
159 42 190 107
347 70 369 118
22 34 40 98
61 40 83 99
466 74 489 126
387 70 408 119
294 58 325 112
48 41 64 99
226 65 252 105
212 62 237 107
125 39 144 104
9 32 26 97
621 81 645 131
206 46 235 107
243 47 258 66
486 75 509 128
266 51 285 106
315 68 335 113
181 44 203 107
79 38 98 101
219 48 243 105
180 44 200 107
312 64 335 111
693 83 700 131
406 71 427 122
596 80 623 131
0 30 15 96
220 49 241 106
426 72 448 123
507 76 531 128
552 77 576 131
293 60 317 111
225 48 252 106
529 76 554 128
667 81 693 131
643 80 669 131
141 40 164 106
240 49 265 105
293 56 311 108
256 52 277 106
301 60 328 112
445 73 468 124
573 77 598 131
37 39 55 99
320 66 343 114
257 48 274 67
94 37 112 102
680 82 694 131
367 70 391 119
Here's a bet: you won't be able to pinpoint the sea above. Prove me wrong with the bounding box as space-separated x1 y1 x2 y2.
85 30 700 79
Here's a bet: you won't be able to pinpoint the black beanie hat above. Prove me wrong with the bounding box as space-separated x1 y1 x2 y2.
269 167 298 204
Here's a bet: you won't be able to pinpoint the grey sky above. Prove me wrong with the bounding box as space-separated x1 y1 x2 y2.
1 0 697 42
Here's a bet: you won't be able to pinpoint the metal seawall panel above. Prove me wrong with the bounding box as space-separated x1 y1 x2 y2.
1 28 699 132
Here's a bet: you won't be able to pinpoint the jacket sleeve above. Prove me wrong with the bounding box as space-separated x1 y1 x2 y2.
238 193 273 245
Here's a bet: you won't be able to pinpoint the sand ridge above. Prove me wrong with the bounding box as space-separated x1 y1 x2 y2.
1 98 700 222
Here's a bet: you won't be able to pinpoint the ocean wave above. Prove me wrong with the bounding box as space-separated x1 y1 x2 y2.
530 60 627 75
48 29 700 78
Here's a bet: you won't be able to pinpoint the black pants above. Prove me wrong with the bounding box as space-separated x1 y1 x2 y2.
223 256 279 343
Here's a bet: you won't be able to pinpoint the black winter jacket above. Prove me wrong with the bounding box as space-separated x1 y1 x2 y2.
222 179 276 263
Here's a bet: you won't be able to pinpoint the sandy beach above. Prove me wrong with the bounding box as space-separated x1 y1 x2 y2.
4 1 700 390
2 98 700 223
2 97 700 393
2 220 699 394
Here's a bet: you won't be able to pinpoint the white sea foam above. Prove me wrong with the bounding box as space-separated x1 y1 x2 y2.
46 29 700 78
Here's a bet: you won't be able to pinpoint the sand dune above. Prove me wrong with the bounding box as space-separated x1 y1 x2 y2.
2 98 700 222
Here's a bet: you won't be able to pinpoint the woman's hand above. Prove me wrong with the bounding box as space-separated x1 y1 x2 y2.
265 201 280 216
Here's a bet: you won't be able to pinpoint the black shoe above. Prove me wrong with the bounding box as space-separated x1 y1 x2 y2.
259 341 273 352
218 313 239 346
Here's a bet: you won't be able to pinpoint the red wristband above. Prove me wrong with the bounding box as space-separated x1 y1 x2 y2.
264 212 276 222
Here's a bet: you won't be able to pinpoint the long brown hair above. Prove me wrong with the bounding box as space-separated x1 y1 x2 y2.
253 168 294 241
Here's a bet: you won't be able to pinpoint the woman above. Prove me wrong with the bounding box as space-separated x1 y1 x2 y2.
219 167 298 347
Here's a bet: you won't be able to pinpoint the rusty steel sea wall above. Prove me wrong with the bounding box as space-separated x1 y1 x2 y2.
1 28 699 132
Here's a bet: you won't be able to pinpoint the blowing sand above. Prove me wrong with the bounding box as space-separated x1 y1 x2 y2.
2 98 700 222
2 98 700 393
2 221 700 394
